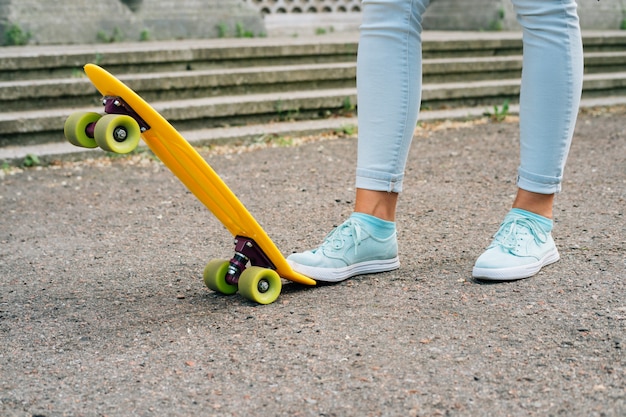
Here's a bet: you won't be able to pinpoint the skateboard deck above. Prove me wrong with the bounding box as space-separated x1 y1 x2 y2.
64 64 316 304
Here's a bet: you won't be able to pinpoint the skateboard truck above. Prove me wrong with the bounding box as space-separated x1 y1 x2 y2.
226 236 276 286
102 96 151 133
78 97 152 143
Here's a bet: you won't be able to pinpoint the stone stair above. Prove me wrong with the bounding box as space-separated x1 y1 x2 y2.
1 31 626 162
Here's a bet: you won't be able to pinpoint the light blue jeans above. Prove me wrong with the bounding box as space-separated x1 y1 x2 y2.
355 0 584 194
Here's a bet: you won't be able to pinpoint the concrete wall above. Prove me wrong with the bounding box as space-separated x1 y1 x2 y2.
577 0 626 30
136 0 264 40
263 0 626 37
0 0 264 45
0 0 137 45
422 0 626 31
423 0 518 31
1 0 624 46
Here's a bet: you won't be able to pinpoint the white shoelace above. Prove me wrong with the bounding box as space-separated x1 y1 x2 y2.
491 217 548 254
321 219 364 255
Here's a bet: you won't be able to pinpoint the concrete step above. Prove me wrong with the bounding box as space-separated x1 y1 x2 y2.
3 94 626 165
0 35 361 81
423 72 626 108
3 71 625 148
423 50 626 82
0 63 357 111
2 31 624 81
0 88 357 147
3 50 626 112
1 31 625 158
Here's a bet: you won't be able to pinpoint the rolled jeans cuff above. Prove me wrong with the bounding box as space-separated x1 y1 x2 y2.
517 167 562 194
356 168 404 193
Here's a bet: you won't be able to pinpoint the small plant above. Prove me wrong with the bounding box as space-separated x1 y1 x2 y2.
22 154 40 168
485 99 510 122
337 124 357 136
4 23 32 46
97 27 125 43
316 28 327 35
113 27 125 42
217 22 229 38
620 19 626 30
139 29 151 41
343 96 355 112
235 22 255 38
487 7 505 31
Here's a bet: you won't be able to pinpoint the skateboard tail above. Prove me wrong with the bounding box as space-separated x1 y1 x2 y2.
142 126 316 286
137 118 312 284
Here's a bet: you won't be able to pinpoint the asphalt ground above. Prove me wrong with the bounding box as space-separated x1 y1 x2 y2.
1 106 624 416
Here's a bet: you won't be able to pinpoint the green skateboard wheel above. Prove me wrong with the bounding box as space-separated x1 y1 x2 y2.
203 259 238 295
64 111 101 148
94 114 141 154
238 267 282 305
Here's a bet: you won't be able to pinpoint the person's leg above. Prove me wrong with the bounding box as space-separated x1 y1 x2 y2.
355 0 429 195
473 0 583 280
287 0 430 281
353 0 430 223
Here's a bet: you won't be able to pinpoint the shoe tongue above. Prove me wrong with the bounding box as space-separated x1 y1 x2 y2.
350 212 396 239
509 208 553 232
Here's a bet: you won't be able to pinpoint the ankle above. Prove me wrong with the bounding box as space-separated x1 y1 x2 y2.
354 189 399 221
512 189 554 219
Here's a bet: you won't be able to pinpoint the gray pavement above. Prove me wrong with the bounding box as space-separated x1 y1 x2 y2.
1 106 624 416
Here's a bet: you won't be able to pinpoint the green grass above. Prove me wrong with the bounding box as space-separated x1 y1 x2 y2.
22 154 41 168
484 99 510 122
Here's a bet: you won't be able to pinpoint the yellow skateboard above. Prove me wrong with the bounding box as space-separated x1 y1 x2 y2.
64 64 316 304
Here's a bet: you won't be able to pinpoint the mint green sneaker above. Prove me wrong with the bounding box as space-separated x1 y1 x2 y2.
472 209 560 281
287 216 400 282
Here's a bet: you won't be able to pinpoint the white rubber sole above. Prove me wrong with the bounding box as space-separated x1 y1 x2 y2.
288 257 401 283
472 248 560 281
